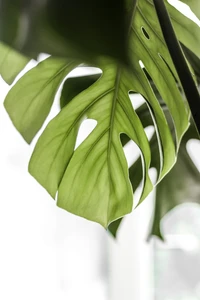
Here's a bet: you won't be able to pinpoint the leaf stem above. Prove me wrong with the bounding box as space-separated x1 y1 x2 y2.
153 0 200 136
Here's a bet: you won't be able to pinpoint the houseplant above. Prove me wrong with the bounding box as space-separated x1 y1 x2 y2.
0 0 200 238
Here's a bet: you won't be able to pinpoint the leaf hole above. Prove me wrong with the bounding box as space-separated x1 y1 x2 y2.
75 119 97 150
141 26 150 39
129 92 146 110
133 167 157 208
139 60 145 69
120 127 154 206
138 64 176 174
145 125 155 142
139 64 177 144
60 71 102 109
120 134 141 168
67 66 102 78
186 139 200 172
167 0 200 26
120 126 154 167
120 134 144 207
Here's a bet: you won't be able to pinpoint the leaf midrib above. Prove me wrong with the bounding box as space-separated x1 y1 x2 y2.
43 88 115 189
107 68 122 160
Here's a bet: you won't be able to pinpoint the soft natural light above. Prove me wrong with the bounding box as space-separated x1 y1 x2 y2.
0 65 107 300
168 0 200 26
0 2 200 300
75 119 97 149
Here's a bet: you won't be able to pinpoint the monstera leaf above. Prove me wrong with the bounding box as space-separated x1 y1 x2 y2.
151 122 200 239
109 105 200 238
182 44 200 83
0 0 199 66
181 0 200 19
4 58 78 143
60 73 200 238
57 74 200 237
3 0 200 229
60 74 101 109
0 42 29 84
0 0 130 63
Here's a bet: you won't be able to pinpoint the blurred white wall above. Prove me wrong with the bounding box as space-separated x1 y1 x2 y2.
0 63 107 300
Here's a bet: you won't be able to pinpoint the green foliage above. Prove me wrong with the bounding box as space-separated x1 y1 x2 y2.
151 122 200 239
0 42 29 84
109 105 200 238
4 58 78 143
181 0 200 19
0 0 132 63
1 0 200 236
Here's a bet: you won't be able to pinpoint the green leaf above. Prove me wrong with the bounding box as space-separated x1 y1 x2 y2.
46 0 130 63
0 42 29 84
0 0 70 59
5 0 198 228
29 63 153 227
182 44 200 83
4 57 78 143
150 123 200 239
0 1 20 46
153 0 200 134
108 101 157 237
181 0 200 19
59 76 150 234
0 0 132 64
28 0 191 227
108 105 200 238
146 0 200 59
113 124 200 239
108 218 123 238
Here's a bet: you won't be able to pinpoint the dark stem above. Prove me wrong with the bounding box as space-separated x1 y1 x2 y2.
153 0 200 136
